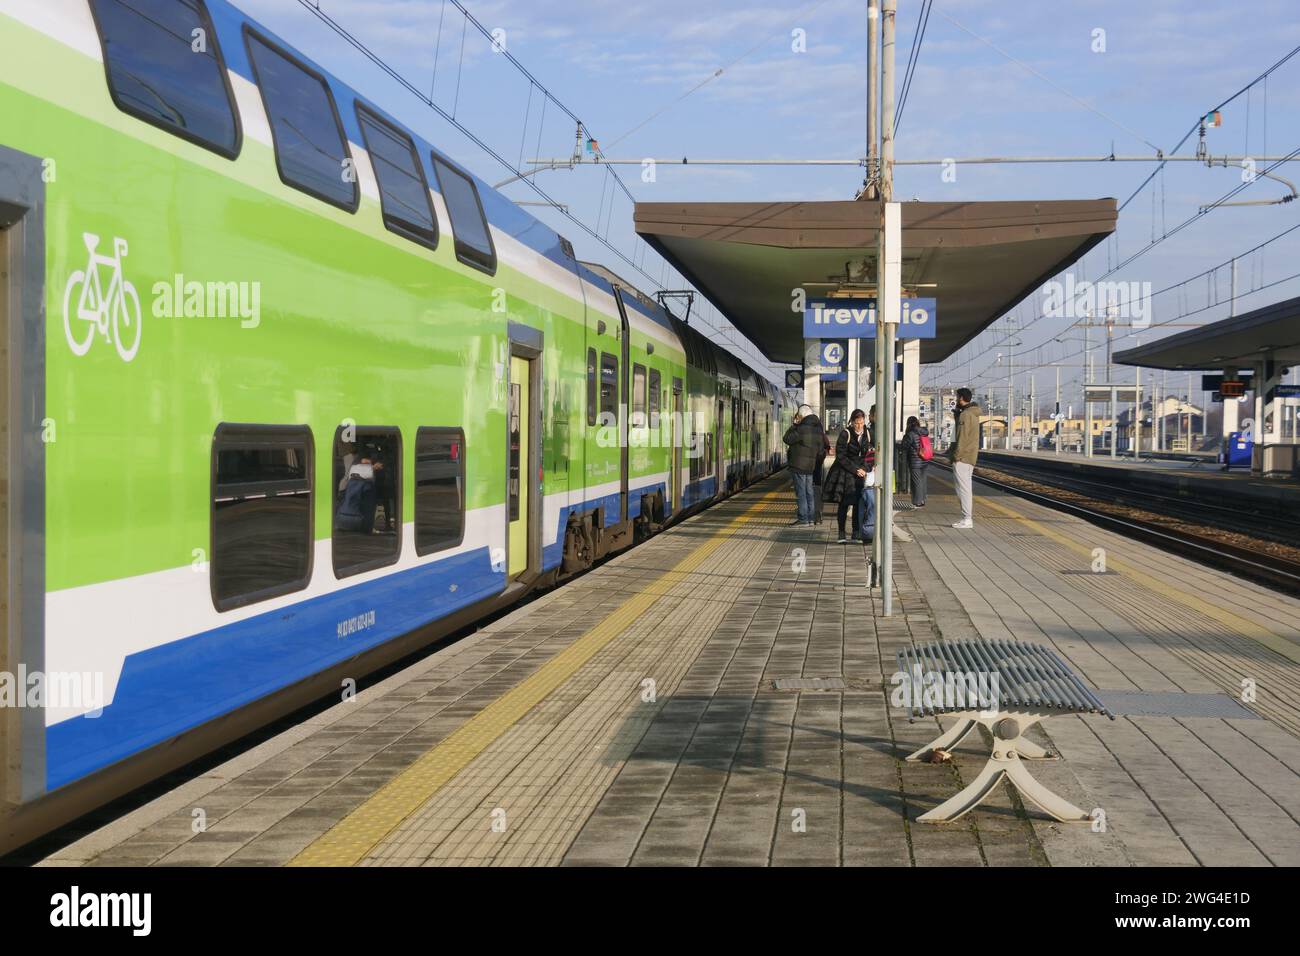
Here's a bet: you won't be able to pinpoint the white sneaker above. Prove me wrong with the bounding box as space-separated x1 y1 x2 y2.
951 519 974 529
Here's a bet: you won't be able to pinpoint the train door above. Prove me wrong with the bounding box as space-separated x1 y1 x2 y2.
507 328 542 579
614 291 631 521
671 379 683 509
1 150 46 809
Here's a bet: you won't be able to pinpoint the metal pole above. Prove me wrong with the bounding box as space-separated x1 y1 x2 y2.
1110 386 1118 458
878 0 897 617
1055 365 1061 456
867 0 879 199
1133 363 1141 459
1006 350 1014 450
1230 257 1238 317
1085 316 1093 458
1030 374 1036 453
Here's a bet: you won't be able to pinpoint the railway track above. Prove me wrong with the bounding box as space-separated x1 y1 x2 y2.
935 461 1300 596
977 454 1300 549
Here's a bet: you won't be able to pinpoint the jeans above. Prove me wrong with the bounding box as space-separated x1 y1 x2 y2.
953 461 974 522
860 486 877 540
792 471 815 523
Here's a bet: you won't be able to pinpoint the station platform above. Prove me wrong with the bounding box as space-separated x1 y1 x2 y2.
31 472 1300 868
983 448 1300 494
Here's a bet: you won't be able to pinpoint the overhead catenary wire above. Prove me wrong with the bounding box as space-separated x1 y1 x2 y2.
299 0 786 370
937 8 1162 153
603 0 837 152
294 0 662 294
925 217 1300 392
895 0 932 133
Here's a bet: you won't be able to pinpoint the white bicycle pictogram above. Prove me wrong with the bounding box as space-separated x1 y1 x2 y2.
63 232 143 361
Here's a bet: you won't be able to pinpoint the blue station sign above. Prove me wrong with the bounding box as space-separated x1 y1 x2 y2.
803 297 937 339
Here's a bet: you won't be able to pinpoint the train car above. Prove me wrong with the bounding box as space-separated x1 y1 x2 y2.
0 0 788 853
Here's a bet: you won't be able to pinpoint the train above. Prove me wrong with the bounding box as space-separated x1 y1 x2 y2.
0 0 795 853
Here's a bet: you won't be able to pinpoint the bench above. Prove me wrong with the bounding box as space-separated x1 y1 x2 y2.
894 638 1113 823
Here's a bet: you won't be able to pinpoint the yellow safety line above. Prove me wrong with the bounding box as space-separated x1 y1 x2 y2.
949 476 1300 666
289 488 788 866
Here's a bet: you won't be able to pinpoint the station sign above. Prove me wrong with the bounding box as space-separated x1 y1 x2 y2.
1219 380 1247 398
1083 384 1141 403
1273 383 1300 398
804 339 846 377
803 297 937 339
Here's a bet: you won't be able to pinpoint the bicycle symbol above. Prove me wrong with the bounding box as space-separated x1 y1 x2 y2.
62 232 143 361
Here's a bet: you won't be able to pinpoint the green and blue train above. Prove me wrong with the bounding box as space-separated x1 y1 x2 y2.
0 0 794 851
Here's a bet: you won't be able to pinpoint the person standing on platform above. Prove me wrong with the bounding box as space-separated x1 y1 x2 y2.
783 403 825 527
823 408 872 543
901 415 931 507
949 388 980 529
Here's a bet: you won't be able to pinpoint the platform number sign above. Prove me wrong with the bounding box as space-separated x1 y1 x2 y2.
822 342 844 367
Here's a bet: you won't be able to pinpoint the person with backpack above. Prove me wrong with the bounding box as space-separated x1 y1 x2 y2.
901 415 932 507
783 404 826 527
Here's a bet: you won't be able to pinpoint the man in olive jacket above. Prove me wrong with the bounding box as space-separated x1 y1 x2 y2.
949 388 980 528
784 404 825 526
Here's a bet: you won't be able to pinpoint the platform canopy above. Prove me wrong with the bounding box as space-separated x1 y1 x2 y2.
1113 295 1300 370
634 198 1117 364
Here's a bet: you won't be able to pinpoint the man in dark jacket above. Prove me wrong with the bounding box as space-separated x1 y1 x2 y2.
949 388 981 528
783 403 825 526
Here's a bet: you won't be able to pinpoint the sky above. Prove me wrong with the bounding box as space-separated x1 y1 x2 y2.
236 0 1300 409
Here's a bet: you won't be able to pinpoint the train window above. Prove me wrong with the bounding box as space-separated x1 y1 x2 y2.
415 427 465 555
632 364 647 426
432 155 497 274
245 28 358 211
599 352 618 423
356 105 438 249
89 0 241 158
649 369 661 423
332 426 401 578
586 348 598 427
211 425 313 611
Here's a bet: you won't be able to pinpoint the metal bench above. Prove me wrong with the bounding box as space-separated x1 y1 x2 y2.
894 638 1113 823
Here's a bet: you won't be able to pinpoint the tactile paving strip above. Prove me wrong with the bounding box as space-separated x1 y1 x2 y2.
1096 691 1261 719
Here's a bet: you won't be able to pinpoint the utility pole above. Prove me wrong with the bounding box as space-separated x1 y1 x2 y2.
1133 361 1141 459
1084 312 1093 458
1030 374 1037 453
866 0 879 200
1055 364 1061 456
1006 345 1014 450
876 0 899 615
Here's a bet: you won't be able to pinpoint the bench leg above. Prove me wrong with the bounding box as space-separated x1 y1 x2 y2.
905 717 977 762
1013 736 1055 760
1003 756 1090 822
917 761 1006 822
915 712 1090 824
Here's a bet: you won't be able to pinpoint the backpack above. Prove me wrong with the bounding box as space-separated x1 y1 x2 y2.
335 474 373 531
918 433 934 461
